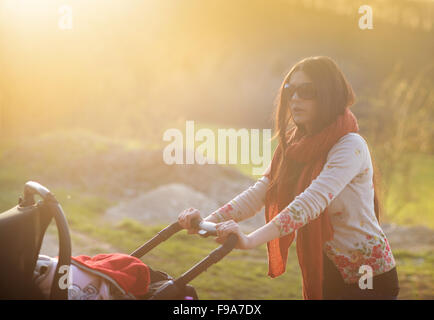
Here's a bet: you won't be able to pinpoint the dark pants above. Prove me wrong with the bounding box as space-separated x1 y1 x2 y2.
322 253 400 300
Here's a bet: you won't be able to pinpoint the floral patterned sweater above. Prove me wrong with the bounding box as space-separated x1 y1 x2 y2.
210 133 396 284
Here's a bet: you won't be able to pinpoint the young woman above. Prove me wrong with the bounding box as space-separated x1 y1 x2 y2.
178 56 399 300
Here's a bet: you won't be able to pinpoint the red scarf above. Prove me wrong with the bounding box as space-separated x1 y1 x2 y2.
264 107 359 299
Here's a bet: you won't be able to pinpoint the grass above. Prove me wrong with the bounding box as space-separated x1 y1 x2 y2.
384 153 434 228
393 249 434 299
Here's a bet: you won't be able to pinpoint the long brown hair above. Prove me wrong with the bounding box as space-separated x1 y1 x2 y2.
268 56 382 221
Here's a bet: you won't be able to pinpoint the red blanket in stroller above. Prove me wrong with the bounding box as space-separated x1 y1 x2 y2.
34 253 151 299
71 254 151 298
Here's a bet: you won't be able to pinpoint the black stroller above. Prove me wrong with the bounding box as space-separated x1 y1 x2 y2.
0 181 238 300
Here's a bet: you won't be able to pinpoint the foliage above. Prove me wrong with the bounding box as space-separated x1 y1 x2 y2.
357 62 434 220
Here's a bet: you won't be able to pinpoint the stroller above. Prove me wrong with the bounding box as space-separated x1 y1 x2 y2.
0 181 238 300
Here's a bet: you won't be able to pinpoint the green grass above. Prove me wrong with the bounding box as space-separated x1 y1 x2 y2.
393 249 434 299
384 153 434 228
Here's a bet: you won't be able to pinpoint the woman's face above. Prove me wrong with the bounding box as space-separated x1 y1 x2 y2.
286 70 318 134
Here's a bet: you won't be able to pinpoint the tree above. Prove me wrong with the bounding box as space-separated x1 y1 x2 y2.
360 62 434 220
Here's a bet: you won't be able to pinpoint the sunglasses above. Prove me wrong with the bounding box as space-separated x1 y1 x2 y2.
283 82 317 100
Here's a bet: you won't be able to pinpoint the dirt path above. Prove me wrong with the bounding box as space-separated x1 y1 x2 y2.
39 225 120 257
382 223 434 252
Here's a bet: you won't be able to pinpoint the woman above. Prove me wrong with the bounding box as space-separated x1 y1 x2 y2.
178 56 399 300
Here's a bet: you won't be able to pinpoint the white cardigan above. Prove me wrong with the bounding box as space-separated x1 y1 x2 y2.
211 133 396 284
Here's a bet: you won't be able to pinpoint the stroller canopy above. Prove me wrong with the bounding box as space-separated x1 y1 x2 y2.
0 182 71 299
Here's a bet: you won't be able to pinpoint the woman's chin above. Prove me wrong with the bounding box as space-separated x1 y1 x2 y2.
293 120 311 133
293 118 306 127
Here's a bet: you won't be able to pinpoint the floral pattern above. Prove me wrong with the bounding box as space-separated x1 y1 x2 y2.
220 203 234 218
212 201 243 222
270 203 396 283
324 232 396 283
271 204 306 237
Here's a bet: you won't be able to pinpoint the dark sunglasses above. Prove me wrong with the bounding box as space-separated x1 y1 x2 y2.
283 82 317 100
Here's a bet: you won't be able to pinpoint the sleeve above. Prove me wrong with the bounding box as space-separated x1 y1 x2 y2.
271 134 367 237
210 175 270 223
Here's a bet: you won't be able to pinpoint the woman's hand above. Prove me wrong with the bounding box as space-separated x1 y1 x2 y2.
215 220 252 250
178 207 202 234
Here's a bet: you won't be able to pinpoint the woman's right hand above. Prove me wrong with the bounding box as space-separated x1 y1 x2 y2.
178 207 202 234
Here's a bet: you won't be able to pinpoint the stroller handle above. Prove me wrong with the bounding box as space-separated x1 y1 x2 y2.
22 181 72 300
149 232 238 300
23 181 52 205
131 218 240 299
173 219 239 288
130 221 183 258
191 218 217 237
130 218 220 258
